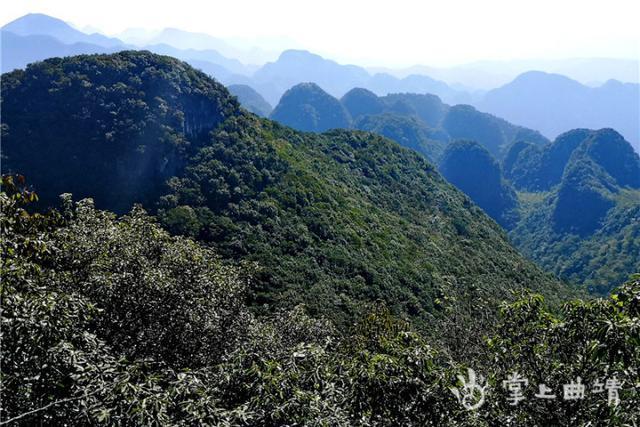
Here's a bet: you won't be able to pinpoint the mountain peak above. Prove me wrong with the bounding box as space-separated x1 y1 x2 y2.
2 13 73 33
270 82 351 132
276 49 328 65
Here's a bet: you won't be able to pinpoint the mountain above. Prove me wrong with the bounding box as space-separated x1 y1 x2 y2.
252 50 372 105
367 73 470 104
138 27 275 65
507 128 640 293
2 13 123 47
270 82 352 132
1 51 239 213
442 104 549 158
477 71 640 151
141 43 252 76
439 140 519 228
250 50 468 105
503 129 594 191
272 85 548 162
1 51 568 328
381 93 449 128
0 14 253 82
374 58 639 90
340 88 386 118
1 31 116 73
146 27 233 53
228 84 273 117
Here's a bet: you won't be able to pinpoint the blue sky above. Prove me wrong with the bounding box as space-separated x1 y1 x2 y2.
2 0 639 67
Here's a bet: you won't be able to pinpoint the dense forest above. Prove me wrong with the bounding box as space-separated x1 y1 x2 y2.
1 52 638 425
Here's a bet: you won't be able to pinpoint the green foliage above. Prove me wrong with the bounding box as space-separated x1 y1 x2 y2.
1 51 240 212
481 280 640 425
508 129 640 293
0 185 256 424
158 113 568 328
2 182 637 425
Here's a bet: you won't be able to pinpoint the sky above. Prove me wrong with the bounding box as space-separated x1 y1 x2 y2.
1 0 639 67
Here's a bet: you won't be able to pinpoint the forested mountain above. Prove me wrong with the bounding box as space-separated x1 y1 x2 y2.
1 51 239 213
354 113 447 162
228 84 273 117
271 84 548 161
270 82 352 131
507 129 640 293
477 71 640 151
1 51 568 328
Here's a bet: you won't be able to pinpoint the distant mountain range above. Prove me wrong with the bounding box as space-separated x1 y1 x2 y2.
372 58 639 90
476 71 640 151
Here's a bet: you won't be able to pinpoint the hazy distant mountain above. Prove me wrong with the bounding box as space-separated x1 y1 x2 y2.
0 14 253 82
252 50 468 106
270 82 351 132
477 71 640 151
2 13 123 47
253 50 371 105
1 31 115 73
228 84 273 117
367 73 471 104
146 28 232 52
119 27 278 65
142 43 252 76
372 58 639 90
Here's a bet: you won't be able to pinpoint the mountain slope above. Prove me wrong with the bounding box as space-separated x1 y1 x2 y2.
228 84 273 117
439 140 519 228
1 51 569 327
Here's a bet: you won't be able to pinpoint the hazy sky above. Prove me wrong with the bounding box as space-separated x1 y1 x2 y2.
2 0 639 67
